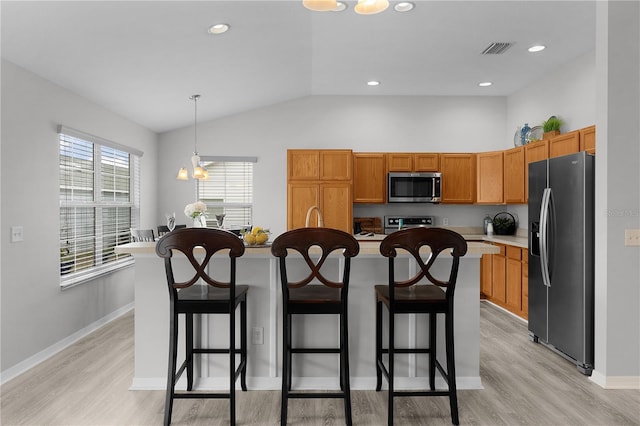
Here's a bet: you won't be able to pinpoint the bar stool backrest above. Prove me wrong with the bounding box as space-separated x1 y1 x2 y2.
379 227 467 302
271 227 360 299
156 228 245 296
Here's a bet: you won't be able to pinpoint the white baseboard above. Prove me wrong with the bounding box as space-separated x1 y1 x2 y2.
481 300 528 324
130 375 483 391
1 303 134 385
590 371 640 389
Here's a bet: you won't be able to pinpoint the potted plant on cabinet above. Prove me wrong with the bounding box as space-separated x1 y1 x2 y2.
542 115 564 139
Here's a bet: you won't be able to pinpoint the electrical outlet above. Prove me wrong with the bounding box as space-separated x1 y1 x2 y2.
10 226 23 242
624 229 640 246
442 217 449 226
252 327 264 345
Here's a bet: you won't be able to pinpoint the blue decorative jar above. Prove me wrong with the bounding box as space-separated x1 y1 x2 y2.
521 123 531 145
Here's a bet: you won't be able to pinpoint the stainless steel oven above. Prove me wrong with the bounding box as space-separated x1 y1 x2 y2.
384 215 434 234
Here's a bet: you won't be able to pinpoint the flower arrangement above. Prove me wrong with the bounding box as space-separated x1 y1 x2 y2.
184 201 207 219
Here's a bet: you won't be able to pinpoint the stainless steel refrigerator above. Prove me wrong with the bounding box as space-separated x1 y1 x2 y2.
528 151 594 375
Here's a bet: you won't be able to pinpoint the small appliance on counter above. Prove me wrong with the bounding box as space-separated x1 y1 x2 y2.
383 215 434 234
354 217 383 235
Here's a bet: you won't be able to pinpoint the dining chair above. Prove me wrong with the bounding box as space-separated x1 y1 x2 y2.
156 228 248 425
130 228 155 242
375 227 467 425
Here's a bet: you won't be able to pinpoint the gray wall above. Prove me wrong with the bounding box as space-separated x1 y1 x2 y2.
0 60 158 374
593 1 640 382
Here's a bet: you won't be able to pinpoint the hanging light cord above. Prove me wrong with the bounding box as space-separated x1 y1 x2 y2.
191 94 200 155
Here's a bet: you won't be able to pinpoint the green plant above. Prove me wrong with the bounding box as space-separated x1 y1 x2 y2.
542 116 564 133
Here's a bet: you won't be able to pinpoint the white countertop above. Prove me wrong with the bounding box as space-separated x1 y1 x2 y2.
354 229 528 249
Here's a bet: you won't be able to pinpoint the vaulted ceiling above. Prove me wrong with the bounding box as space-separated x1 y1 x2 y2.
1 1 595 133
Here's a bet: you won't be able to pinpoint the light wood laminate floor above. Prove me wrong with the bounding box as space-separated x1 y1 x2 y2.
2 302 638 425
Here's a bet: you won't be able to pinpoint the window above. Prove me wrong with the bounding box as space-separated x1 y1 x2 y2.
58 126 142 288
197 156 256 228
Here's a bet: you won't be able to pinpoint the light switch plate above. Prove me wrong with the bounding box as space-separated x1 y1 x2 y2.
252 327 264 345
624 229 640 246
10 226 23 242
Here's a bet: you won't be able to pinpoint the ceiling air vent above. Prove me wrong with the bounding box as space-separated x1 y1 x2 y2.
481 42 513 55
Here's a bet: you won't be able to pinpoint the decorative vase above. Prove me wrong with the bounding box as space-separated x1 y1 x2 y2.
520 123 531 146
193 215 206 228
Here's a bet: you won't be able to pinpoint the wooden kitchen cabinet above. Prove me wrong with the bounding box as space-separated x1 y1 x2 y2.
476 151 504 204
483 242 528 320
522 248 529 319
506 245 522 313
549 130 580 158
287 149 353 233
580 125 596 154
287 182 320 229
320 150 353 181
491 243 507 304
387 153 413 172
504 146 525 204
525 140 549 202
414 153 440 171
353 153 386 203
387 152 439 172
288 150 319 180
480 251 493 298
320 182 353 231
440 153 476 204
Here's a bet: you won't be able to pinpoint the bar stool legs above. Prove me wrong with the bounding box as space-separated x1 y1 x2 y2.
280 307 353 426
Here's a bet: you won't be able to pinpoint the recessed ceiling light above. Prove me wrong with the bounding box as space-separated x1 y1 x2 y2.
208 23 230 35
478 82 492 87
367 80 380 86
333 1 347 11
394 2 415 12
528 45 546 53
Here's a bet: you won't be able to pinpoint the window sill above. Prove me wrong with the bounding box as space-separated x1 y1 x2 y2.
60 258 135 290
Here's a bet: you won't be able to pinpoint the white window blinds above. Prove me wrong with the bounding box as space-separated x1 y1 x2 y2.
197 157 256 228
59 128 141 287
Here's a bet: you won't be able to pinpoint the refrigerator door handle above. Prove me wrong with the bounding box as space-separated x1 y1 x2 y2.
539 188 552 288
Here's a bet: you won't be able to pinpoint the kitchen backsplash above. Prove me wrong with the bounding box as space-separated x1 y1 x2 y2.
353 203 528 233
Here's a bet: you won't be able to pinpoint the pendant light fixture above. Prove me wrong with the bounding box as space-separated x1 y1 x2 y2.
354 0 389 14
302 0 337 11
177 94 208 181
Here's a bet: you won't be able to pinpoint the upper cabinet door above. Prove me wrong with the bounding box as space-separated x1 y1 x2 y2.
476 151 504 204
440 153 476 204
288 150 319 181
320 150 353 181
504 146 525 204
580 125 596 154
525 140 549 203
414 153 440 171
387 153 439 172
386 153 413 172
353 153 386 204
549 130 580 158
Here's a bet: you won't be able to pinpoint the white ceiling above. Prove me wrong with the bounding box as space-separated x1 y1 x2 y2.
1 1 596 133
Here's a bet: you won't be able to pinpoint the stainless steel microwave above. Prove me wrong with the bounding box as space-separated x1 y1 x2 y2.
387 172 442 203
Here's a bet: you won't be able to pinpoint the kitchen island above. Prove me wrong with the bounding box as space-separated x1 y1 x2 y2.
116 239 498 391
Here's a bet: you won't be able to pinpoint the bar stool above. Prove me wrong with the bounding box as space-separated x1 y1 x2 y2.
375 227 467 425
270 227 360 426
155 228 248 426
